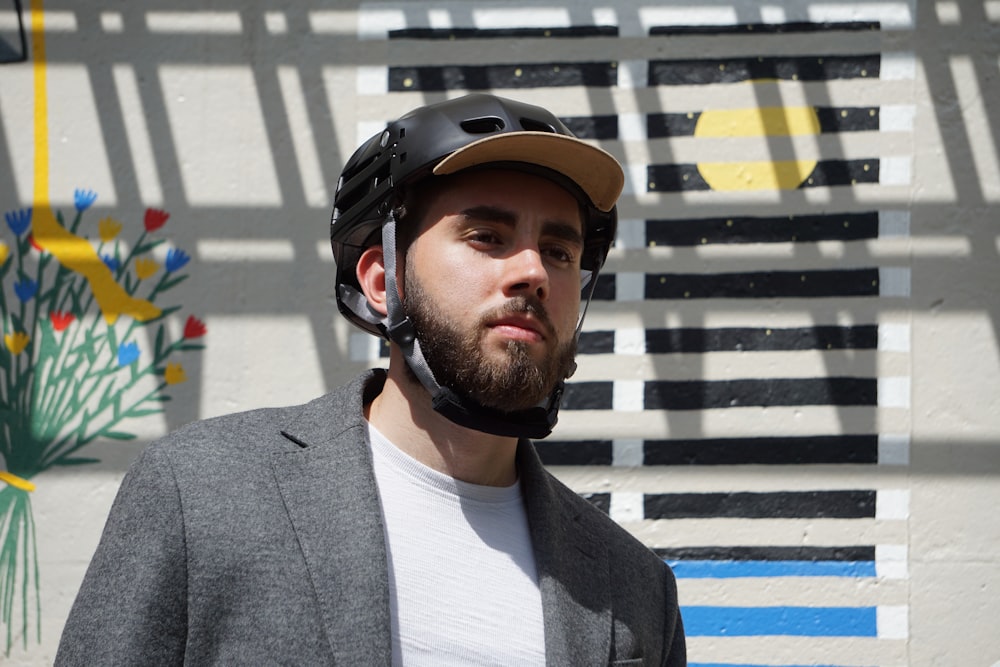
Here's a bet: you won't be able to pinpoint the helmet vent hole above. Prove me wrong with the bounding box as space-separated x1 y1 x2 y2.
519 117 557 133
461 116 506 134
399 152 407 164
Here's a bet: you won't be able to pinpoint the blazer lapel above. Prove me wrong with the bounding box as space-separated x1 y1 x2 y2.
518 442 612 666
271 372 392 664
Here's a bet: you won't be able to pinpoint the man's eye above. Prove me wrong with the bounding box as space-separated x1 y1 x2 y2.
543 245 575 264
469 231 501 245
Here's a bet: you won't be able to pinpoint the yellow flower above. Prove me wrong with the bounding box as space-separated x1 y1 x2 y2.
0 241 8 265
135 257 160 280
164 362 187 385
4 331 30 355
98 217 123 242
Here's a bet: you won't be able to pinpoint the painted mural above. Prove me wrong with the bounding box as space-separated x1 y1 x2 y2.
357 2 914 664
0 195 205 652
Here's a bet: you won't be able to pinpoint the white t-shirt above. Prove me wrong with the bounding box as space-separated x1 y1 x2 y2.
368 423 546 666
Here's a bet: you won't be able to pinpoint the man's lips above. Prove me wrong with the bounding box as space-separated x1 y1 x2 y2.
488 315 548 342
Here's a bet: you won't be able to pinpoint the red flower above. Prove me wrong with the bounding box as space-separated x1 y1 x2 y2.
183 315 207 339
29 235 44 252
50 311 75 331
144 208 170 232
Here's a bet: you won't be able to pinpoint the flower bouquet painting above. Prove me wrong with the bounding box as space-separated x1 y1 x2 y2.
0 190 205 653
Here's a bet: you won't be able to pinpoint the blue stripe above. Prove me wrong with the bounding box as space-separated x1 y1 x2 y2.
682 605 878 637
669 559 877 578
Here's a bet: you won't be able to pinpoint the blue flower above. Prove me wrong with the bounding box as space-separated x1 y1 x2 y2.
165 248 190 273
4 208 32 235
101 254 120 273
14 278 38 302
117 341 140 366
74 188 98 212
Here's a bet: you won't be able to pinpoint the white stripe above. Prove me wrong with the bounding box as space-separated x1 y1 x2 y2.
111 65 163 205
612 380 645 412
612 439 644 467
100 12 124 32
356 8 406 39
876 489 910 520
428 9 453 30
617 60 648 89
618 112 647 141
880 51 917 80
613 328 646 355
356 120 388 147
878 323 911 352
878 210 911 237
592 8 618 30
357 66 388 95
196 240 295 261
880 105 916 132
615 272 645 301
472 8 570 29
878 376 911 409
609 491 644 523
615 218 646 250
876 544 909 579
265 12 288 34
879 267 911 297
625 164 648 197
878 433 911 466
877 605 909 639
880 156 913 186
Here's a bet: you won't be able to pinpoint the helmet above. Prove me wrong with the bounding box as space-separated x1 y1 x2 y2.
329 93 624 438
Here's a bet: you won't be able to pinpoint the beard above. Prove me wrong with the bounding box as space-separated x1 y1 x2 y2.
403 265 578 412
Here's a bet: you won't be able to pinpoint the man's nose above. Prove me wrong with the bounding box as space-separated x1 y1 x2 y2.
502 247 549 300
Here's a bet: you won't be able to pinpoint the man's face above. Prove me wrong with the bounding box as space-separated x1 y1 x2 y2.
402 168 585 412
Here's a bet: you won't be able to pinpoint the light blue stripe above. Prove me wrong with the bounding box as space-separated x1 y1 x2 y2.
668 559 877 578
682 605 878 637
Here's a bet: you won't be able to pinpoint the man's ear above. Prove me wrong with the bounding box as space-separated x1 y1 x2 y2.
356 245 388 316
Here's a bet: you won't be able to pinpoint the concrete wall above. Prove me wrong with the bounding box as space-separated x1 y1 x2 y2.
1 1 998 664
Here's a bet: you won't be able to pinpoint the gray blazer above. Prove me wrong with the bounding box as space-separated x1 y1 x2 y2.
56 370 684 666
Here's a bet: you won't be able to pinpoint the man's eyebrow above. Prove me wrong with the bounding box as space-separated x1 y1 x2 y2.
460 205 584 246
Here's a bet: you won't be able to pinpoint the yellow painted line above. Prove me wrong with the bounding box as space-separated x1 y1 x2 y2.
0 471 36 492
29 0 160 325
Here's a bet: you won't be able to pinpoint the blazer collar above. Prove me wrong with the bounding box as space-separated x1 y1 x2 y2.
272 370 392 663
518 442 613 666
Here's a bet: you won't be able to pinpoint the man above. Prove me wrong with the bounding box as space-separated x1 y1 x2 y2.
56 94 685 665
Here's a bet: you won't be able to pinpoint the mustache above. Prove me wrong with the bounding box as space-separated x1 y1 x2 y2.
482 296 556 339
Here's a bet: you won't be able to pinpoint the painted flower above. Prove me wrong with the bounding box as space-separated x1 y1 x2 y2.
28 235 44 252
117 341 140 366
144 208 169 232
165 248 190 273
135 257 159 280
0 241 8 265
14 278 38 302
4 208 31 235
50 311 75 332
74 188 98 212
101 254 120 273
4 331 30 355
98 217 123 242
183 315 207 339
164 362 187 385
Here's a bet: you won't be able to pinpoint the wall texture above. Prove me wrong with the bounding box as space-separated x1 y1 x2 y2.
0 1 998 665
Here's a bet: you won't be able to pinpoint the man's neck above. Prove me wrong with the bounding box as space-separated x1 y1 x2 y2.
364 361 519 487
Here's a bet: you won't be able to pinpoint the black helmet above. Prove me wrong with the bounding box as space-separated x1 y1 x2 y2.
329 93 624 438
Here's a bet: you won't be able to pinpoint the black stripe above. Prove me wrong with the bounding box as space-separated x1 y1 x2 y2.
582 492 610 514
561 381 614 410
643 377 877 409
649 22 881 36
641 269 882 299
577 330 615 354
647 107 879 138
559 115 619 140
645 212 880 245
535 440 613 465
653 545 876 561
643 490 876 519
643 435 878 465
643 326 879 353
388 62 617 91
647 159 880 192
389 26 619 39
648 54 881 85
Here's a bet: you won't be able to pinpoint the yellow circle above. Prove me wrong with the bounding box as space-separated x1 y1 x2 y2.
694 106 821 191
